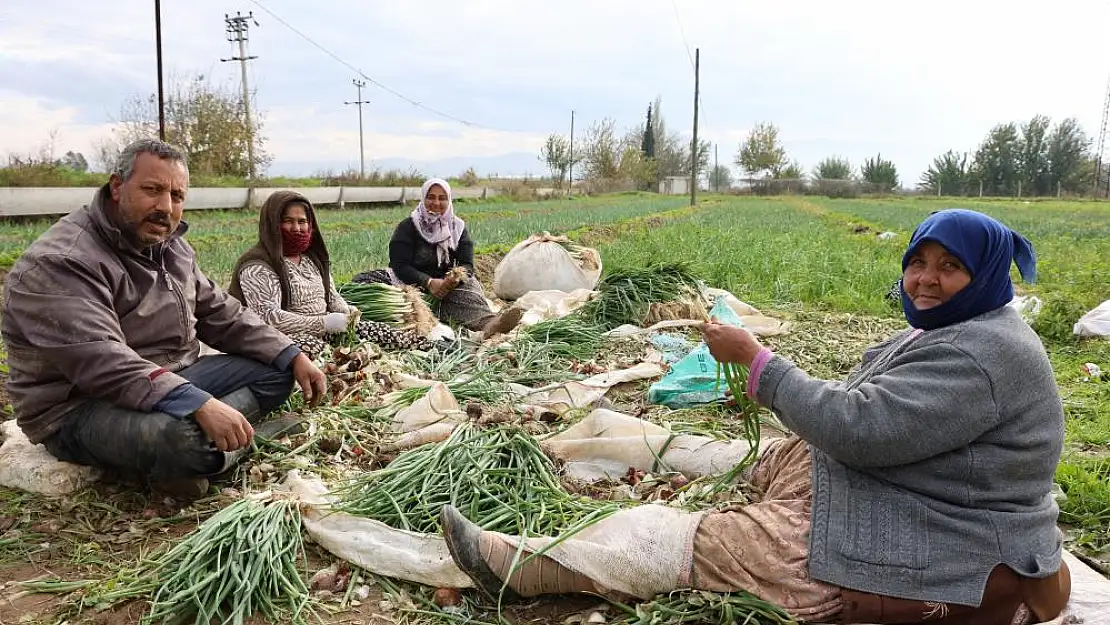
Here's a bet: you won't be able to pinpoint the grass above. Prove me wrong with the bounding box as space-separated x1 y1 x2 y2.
1 192 1110 623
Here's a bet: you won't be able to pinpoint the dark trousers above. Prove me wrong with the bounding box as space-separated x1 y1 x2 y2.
43 355 293 479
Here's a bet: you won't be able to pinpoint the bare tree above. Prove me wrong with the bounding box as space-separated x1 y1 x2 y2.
97 73 271 178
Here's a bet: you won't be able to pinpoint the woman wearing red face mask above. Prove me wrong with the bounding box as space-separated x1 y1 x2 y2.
229 191 426 359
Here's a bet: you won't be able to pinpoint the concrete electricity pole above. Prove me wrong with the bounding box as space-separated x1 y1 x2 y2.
689 48 700 206
568 110 575 196
221 12 259 179
345 79 370 179
154 0 166 141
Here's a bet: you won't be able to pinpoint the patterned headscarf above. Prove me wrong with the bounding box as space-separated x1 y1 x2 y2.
411 178 465 266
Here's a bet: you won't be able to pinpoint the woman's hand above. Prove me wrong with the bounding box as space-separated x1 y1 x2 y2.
427 278 454 299
700 319 763 367
324 312 349 334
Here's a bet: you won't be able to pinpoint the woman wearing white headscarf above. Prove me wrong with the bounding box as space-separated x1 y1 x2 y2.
357 178 521 338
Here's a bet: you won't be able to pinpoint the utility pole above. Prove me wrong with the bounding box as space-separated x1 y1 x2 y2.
345 79 370 179
154 0 166 141
713 143 719 192
221 11 259 179
568 110 575 196
689 48 700 206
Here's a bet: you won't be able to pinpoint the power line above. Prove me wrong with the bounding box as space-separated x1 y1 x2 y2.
667 0 709 178
247 0 501 131
669 0 696 71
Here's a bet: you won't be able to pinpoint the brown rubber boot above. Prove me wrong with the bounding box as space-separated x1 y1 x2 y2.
440 505 598 601
481 306 524 340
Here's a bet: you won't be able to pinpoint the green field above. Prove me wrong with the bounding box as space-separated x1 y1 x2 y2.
1 193 1108 623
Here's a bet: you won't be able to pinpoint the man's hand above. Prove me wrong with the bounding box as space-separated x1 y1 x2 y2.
193 398 254 452
292 353 327 407
699 319 763 367
426 278 454 299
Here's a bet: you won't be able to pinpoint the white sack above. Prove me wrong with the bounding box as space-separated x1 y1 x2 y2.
1075 299 1110 337
540 409 775 482
493 234 602 301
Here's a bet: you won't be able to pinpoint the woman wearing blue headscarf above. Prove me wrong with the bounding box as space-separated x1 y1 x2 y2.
438 210 1069 624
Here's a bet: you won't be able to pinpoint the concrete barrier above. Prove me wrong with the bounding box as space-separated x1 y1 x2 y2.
0 185 502 217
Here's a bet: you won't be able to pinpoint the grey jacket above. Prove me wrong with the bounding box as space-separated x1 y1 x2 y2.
754 306 1064 606
2 185 295 443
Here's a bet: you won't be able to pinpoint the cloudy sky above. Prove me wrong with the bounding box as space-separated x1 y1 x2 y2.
2 0 1108 184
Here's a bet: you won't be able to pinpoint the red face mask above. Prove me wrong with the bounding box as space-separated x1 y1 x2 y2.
281 228 313 256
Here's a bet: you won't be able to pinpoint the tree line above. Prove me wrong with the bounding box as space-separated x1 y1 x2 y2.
539 97 713 194
550 110 1101 199
732 116 1098 198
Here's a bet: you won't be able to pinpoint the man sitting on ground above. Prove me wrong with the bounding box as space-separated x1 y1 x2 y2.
1 139 328 497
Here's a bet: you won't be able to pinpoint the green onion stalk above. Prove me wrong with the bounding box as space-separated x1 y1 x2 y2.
331 422 621 536
694 360 763 499
610 589 796 624
143 497 310 625
578 262 702 329
516 317 605 361
339 282 410 325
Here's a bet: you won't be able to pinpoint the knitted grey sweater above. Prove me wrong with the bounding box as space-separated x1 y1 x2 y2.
754 306 1064 607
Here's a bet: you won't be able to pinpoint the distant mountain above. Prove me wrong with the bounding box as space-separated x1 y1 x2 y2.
268 152 545 180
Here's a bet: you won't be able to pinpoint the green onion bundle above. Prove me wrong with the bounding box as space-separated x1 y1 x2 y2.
339 282 410 325
517 317 605 361
53 497 310 625
579 262 703 329
614 589 796 624
331 422 620 535
143 497 308 625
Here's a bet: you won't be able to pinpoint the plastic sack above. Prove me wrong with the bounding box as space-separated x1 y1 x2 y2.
645 297 745 408
1008 295 1043 324
1075 300 1110 337
492 233 602 301
0 421 101 496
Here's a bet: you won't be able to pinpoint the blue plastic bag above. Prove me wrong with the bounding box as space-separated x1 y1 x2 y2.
646 297 745 408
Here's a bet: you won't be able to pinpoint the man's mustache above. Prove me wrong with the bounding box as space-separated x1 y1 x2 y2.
146 214 172 227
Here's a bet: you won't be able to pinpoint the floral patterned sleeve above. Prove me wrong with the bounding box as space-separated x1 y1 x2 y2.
237 262 327 336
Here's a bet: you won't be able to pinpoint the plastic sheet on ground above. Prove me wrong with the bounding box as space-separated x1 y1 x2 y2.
1008 295 1044 324
510 362 664 416
604 290 788 339
0 420 101 496
645 298 743 409
279 470 474 589
539 409 775 482
514 288 596 327
391 382 465 434
1043 550 1110 625
384 364 664 451
1075 299 1110 337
